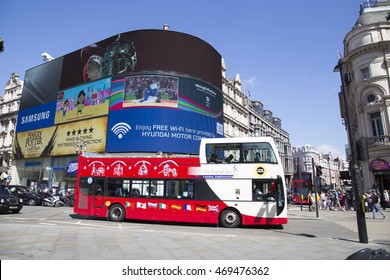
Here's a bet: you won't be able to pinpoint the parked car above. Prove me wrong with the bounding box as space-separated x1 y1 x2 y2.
0 185 23 213
7 185 42 206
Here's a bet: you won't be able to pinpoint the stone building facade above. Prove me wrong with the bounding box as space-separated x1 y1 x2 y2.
337 0 390 193
221 59 293 183
0 72 22 183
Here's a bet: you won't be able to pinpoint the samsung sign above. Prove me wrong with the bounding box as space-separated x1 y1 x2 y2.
16 102 56 133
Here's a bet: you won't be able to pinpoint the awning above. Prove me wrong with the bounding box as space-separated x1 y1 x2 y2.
369 159 390 171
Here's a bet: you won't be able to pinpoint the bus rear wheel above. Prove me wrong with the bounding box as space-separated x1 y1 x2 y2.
108 204 125 222
220 209 241 228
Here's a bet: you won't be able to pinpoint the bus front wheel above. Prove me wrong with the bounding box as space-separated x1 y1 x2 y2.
108 204 126 222
220 209 241 228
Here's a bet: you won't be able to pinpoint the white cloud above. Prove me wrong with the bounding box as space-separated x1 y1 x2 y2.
317 144 345 159
243 76 260 88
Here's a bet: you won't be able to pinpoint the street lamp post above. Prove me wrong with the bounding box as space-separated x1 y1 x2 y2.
335 157 341 188
334 60 368 244
312 158 319 218
297 158 303 211
75 140 87 155
327 153 332 189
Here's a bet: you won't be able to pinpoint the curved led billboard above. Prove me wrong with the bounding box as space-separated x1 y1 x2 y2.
60 29 222 91
15 29 223 157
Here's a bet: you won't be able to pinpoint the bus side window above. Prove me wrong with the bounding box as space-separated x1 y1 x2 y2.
165 180 185 198
131 188 140 197
95 179 105 196
163 180 194 199
107 179 123 197
209 154 218 163
150 180 164 198
254 153 261 162
148 181 157 196
132 180 148 197
115 187 124 197
252 180 276 202
252 182 263 201
165 181 177 198
96 186 103 196
181 180 194 199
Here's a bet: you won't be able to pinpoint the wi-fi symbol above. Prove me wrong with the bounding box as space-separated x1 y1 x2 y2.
111 122 131 139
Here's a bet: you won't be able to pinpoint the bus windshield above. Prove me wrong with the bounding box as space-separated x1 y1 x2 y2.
206 142 277 164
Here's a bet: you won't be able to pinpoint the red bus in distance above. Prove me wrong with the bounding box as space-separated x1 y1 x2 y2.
291 171 313 204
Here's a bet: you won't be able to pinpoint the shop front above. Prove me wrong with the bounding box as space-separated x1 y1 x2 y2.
370 158 390 207
14 155 78 192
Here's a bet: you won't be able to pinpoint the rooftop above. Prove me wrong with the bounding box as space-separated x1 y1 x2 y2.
357 0 390 25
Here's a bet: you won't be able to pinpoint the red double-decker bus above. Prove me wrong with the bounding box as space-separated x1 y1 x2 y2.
291 171 313 204
74 137 288 227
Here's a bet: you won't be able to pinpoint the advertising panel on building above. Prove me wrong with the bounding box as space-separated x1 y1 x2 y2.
13 29 223 188
106 73 223 154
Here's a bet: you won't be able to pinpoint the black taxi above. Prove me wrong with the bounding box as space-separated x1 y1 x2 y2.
0 185 23 213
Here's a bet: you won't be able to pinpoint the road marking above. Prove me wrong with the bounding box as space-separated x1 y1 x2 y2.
38 222 57 226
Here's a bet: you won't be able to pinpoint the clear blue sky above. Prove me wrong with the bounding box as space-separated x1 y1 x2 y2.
0 0 363 159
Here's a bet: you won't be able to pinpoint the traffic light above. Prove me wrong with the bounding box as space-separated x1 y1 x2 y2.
316 165 322 177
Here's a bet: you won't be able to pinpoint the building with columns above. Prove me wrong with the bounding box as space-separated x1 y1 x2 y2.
336 0 390 194
0 72 22 183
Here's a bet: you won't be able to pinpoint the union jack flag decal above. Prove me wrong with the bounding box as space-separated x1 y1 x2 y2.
208 205 219 212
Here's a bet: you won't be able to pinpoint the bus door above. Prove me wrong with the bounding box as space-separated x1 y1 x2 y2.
252 176 285 215
93 178 105 209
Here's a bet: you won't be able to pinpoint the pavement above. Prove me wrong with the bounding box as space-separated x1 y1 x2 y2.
0 205 389 260
287 204 389 244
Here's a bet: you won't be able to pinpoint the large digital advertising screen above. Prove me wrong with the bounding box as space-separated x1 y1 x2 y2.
54 78 111 125
14 29 223 158
19 57 64 109
16 29 221 133
106 73 224 154
60 29 222 91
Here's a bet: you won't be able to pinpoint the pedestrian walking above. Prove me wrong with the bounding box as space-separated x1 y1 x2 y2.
329 191 335 210
371 189 386 219
333 189 342 211
383 189 389 210
344 191 350 211
320 191 326 210
367 192 373 212
338 190 345 211
308 191 314 211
